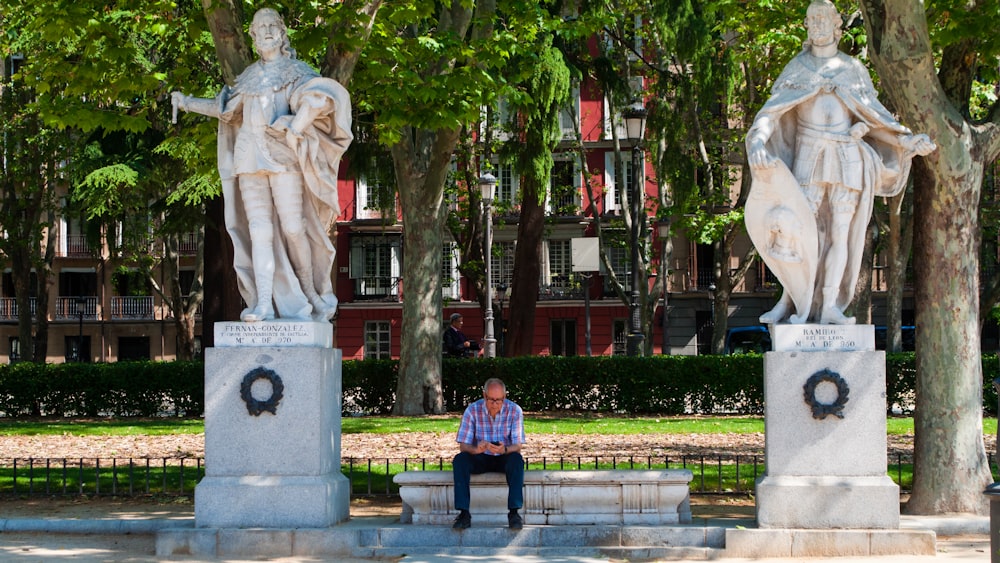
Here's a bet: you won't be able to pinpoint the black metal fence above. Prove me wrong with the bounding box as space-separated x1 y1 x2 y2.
0 451 956 499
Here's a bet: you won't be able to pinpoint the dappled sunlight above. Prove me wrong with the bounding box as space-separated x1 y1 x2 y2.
0 534 154 561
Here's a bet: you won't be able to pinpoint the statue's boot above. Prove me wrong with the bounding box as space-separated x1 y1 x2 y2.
760 294 791 324
819 287 855 325
241 244 276 322
290 244 337 321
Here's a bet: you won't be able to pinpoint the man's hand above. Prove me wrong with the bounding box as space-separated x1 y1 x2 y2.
484 441 505 455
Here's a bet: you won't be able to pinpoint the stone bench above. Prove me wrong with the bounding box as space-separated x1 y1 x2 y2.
394 469 693 526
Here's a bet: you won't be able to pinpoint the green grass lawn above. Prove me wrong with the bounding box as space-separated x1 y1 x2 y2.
0 415 995 498
0 416 995 437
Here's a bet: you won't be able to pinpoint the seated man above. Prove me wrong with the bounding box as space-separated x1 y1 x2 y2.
452 378 525 530
443 313 480 358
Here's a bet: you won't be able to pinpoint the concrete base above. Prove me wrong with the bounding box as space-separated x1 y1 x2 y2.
725 527 936 558
757 346 899 529
198 342 347 529
156 521 939 559
195 473 350 529
756 475 900 529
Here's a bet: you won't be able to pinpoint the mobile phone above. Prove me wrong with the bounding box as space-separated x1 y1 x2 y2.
490 441 501 446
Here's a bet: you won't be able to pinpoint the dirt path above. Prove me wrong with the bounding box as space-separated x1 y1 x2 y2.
0 429 942 460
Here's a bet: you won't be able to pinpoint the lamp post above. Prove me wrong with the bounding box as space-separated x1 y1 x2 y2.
623 102 647 356
497 283 508 356
75 296 86 362
479 173 497 358
708 283 717 355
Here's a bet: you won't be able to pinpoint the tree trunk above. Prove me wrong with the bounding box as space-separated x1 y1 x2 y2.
909 162 990 514
506 182 544 357
200 0 251 84
862 0 993 514
391 129 459 415
886 182 914 352
711 239 728 355
850 222 876 325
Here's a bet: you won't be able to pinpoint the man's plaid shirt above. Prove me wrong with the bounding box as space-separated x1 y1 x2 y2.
455 398 525 456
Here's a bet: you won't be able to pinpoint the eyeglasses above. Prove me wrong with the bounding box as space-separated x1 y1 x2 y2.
486 397 505 403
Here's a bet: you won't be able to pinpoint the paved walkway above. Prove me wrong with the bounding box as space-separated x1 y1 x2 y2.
0 505 991 562
0 531 989 562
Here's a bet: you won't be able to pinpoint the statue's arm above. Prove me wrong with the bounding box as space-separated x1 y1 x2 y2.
171 86 230 123
287 91 335 137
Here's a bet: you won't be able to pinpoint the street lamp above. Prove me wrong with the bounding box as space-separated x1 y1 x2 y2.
623 101 647 356
75 296 86 362
479 172 497 358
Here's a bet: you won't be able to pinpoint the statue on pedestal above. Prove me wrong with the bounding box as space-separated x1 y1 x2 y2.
745 0 935 325
172 8 353 322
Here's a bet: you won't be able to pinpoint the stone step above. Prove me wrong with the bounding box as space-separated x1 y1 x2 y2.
354 545 725 560
356 524 727 551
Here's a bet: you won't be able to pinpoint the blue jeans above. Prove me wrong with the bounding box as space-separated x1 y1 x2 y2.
452 451 524 511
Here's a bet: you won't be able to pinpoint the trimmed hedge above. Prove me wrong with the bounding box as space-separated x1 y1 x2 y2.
0 361 203 417
1 353 997 418
344 353 1000 416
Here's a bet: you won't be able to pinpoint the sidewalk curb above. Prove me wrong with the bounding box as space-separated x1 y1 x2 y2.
0 517 195 535
0 513 987 536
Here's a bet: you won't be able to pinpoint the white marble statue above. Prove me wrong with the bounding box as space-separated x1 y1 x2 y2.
745 0 935 325
172 8 353 322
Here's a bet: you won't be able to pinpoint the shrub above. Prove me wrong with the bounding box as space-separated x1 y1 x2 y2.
1 353 995 418
0 361 203 417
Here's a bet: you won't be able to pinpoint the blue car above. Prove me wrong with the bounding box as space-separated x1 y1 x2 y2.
874 326 915 351
725 326 771 354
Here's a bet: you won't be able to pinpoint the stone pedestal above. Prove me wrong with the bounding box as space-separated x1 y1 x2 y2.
756 325 898 529
195 323 347 528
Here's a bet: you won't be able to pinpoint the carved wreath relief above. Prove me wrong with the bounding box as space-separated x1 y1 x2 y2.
802 369 849 420
240 367 284 416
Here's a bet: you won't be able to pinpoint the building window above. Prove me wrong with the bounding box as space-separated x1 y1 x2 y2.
118 337 150 361
542 239 581 300
612 319 627 356
364 321 391 359
548 240 573 281
604 151 641 212
59 271 97 298
9 337 19 363
490 241 516 290
66 335 91 363
496 163 519 206
602 244 632 294
356 157 396 220
603 75 644 139
549 159 580 215
695 244 715 290
350 235 402 299
442 243 460 299
558 85 582 140
550 319 577 356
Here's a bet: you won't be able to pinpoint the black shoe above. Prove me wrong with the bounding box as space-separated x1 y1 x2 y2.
453 510 471 529
508 510 523 530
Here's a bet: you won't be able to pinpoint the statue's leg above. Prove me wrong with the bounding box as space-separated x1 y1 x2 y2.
760 292 794 324
240 175 276 322
272 175 336 320
819 207 856 325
